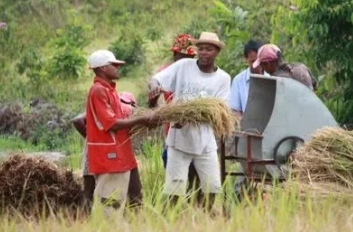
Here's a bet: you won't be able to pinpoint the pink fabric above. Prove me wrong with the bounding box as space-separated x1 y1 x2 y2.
119 91 136 104
253 44 281 68
118 91 136 117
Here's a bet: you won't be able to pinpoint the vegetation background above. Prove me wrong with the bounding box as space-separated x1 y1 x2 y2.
0 0 353 230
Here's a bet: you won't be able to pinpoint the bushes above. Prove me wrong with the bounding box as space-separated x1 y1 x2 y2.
12 11 92 103
0 101 74 150
108 30 146 76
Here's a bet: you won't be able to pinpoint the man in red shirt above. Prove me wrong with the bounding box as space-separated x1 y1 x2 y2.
86 49 159 214
148 34 203 205
72 91 137 214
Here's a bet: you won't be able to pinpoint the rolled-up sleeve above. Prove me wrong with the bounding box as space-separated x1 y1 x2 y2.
89 87 118 132
152 61 179 92
229 77 242 111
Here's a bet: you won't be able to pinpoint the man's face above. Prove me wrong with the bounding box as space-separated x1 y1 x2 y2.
173 52 195 62
101 63 122 80
260 61 277 75
197 43 219 66
245 50 263 74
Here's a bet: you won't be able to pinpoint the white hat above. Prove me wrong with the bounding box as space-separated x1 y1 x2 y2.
88 50 125 69
191 32 225 49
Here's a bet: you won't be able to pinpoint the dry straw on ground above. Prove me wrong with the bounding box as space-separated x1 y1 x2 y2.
131 97 239 138
291 126 353 195
0 154 83 218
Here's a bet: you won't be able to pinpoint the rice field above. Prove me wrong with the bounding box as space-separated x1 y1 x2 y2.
1 132 353 231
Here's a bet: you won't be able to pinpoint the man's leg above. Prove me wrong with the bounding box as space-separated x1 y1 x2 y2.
81 147 96 214
126 167 143 210
187 162 203 206
192 150 222 212
83 175 95 212
94 172 130 217
162 146 168 169
163 147 192 208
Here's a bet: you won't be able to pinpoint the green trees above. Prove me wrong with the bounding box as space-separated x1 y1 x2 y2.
272 0 353 124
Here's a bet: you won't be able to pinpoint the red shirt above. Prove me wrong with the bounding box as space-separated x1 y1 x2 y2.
86 77 137 174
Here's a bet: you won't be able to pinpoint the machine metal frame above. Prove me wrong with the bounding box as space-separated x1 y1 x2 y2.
219 131 305 216
220 131 286 184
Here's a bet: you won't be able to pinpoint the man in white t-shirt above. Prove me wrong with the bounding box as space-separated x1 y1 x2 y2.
149 32 231 212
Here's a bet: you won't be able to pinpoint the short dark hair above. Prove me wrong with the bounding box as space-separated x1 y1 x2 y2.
243 39 264 57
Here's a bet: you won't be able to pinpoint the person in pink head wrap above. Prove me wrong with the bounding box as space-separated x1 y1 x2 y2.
119 91 136 117
252 44 316 90
71 91 136 213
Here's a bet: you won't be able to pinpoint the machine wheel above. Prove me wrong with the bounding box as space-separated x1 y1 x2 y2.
273 136 304 177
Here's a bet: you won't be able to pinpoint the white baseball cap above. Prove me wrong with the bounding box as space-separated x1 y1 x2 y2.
88 50 125 69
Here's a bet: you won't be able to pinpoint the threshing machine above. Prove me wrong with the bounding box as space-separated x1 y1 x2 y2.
220 74 339 200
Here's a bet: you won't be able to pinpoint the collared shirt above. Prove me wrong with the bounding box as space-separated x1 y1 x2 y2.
89 77 120 131
86 76 136 173
229 68 269 113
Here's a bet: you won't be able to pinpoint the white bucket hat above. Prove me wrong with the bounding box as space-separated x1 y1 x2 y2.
88 50 125 69
191 32 225 50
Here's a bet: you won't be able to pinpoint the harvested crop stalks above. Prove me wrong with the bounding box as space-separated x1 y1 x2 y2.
292 126 353 189
0 154 83 218
131 97 239 138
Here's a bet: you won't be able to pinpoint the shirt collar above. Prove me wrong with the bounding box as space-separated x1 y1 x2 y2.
94 76 116 90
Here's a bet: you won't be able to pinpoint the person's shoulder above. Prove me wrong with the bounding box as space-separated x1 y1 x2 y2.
160 58 195 71
216 67 231 79
157 63 170 72
88 82 108 97
233 68 249 81
215 68 231 86
177 58 196 67
287 62 312 75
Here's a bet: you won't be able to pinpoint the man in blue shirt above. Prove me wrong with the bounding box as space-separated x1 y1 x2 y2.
229 40 268 118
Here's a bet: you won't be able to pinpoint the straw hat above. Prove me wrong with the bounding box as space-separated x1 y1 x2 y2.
191 32 225 50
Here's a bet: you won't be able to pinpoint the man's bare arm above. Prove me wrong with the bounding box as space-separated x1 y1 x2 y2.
232 110 243 120
148 79 162 108
108 115 160 132
72 115 87 138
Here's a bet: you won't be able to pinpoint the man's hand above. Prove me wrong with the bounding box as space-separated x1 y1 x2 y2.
171 122 183 129
149 85 162 100
148 79 163 100
141 112 162 128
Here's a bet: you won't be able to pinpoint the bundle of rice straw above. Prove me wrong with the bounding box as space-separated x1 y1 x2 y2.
131 97 239 138
291 126 353 194
0 154 83 218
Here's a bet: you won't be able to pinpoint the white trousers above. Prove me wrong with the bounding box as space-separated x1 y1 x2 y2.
163 146 221 196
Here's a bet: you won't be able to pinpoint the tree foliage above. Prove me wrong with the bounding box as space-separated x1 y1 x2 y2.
272 0 353 124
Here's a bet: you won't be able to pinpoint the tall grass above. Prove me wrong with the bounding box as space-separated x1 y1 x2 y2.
1 138 353 231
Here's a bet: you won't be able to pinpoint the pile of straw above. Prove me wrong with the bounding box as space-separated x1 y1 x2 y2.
131 97 239 138
291 126 353 195
0 154 83 218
